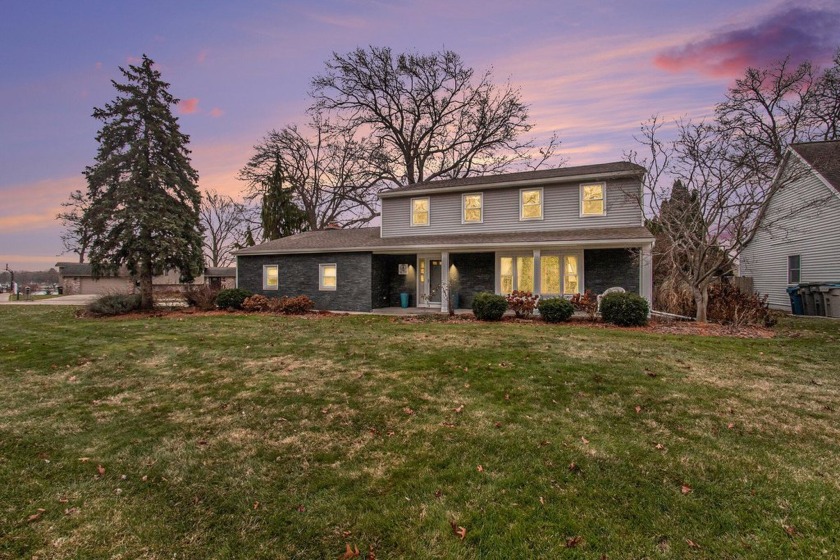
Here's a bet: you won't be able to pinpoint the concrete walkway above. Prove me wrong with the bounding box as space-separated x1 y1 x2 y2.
0 294 99 305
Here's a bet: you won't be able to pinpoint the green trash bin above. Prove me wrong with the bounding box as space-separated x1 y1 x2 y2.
399 292 410 308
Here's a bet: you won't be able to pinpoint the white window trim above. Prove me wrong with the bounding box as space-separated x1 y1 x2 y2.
319 263 337 291
263 264 279 291
580 182 607 217
318 263 338 292
538 251 584 296
787 255 801 285
461 192 484 224
410 197 430 227
496 252 537 294
519 187 544 221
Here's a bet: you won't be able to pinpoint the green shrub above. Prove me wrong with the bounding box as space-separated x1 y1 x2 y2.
538 297 574 323
87 293 142 316
215 288 252 310
472 292 508 321
600 292 649 326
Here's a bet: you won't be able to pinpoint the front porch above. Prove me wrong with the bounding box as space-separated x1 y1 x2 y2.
371 246 653 313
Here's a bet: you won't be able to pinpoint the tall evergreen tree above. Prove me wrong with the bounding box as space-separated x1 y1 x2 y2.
260 157 308 240
82 55 203 310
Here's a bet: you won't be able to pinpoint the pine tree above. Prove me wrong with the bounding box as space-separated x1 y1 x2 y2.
83 55 204 310
260 157 308 240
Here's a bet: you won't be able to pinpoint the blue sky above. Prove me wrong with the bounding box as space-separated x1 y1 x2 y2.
2 0 838 270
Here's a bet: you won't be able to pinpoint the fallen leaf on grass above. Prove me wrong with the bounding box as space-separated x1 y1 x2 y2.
565 535 583 548
494 422 502 429
253 501 260 510
27 509 45 522
339 543 360 558
58 497 68 504
655 443 665 450
403 407 415 416
568 462 581 473
645 369 657 377
78 457 90 463
476 465 484 472
635 405 642 414
366 546 377 560
681 484 692 495
453 405 464 413
686 538 700 549
784 525 796 537
450 520 467 540
539 496 545 505
504 394 510 401
296 504 306 512
434 489 442 498
581 437 589 445
727 423 735 429
96 464 105 476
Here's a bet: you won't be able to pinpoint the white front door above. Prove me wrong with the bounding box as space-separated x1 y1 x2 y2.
418 256 442 307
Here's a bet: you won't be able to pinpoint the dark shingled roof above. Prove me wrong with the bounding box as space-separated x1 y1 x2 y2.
791 141 840 194
236 226 653 255
55 262 96 277
205 267 236 277
379 162 646 198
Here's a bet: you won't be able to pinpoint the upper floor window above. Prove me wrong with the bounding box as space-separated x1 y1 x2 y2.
411 197 429 226
520 188 543 220
580 183 606 216
263 265 279 290
788 255 801 284
319 263 337 291
463 193 483 223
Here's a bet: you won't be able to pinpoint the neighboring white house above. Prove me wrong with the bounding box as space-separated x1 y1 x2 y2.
741 141 840 309
56 263 236 295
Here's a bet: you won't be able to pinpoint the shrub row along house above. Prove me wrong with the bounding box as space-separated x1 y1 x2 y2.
235 162 654 312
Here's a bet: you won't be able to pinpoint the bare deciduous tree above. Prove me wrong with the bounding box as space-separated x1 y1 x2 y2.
239 114 386 230
199 189 250 267
310 46 563 187
57 189 92 263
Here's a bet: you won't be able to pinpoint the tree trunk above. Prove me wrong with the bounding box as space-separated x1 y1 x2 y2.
139 258 154 310
693 284 709 322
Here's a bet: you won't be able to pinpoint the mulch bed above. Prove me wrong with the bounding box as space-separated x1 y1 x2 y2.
77 306 775 338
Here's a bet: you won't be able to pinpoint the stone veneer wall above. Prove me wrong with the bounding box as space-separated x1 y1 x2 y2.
450 252 495 309
237 252 373 312
583 248 640 294
372 254 417 308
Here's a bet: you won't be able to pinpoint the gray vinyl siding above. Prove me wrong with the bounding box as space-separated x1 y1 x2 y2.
741 172 840 309
381 179 642 237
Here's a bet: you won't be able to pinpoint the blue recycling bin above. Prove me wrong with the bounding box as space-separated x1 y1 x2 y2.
399 292 410 308
787 286 804 315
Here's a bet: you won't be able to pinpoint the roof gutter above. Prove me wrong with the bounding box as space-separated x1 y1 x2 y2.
235 236 655 256
378 170 645 199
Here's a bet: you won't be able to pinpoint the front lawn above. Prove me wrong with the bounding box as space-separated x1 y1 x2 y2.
1 307 838 558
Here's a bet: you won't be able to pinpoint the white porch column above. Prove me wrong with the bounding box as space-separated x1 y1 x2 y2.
532 249 541 295
640 243 653 305
441 251 450 313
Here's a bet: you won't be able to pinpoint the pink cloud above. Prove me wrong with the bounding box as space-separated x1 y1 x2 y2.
209 107 224 118
197 49 208 64
654 7 840 77
178 97 200 114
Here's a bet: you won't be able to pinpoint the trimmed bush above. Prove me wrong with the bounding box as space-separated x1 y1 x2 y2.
600 292 649 326
87 293 142 316
183 284 219 310
472 292 508 321
707 282 775 327
242 294 273 312
277 295 315 315
215 288 253 310
538 297 574 323
505 290 540 318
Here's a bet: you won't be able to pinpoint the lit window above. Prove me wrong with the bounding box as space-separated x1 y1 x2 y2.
539 254 580 295
463 193 483 223
564 255 579 294
411 198 429 226
541 256 561 294
520 189 543 220
263 265 278 290
419 259 426 283
499 256 534 294
581 183 605 216
788 255 801 284
319 264 337 291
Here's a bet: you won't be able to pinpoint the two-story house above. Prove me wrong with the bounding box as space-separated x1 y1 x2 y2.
235 162 655 312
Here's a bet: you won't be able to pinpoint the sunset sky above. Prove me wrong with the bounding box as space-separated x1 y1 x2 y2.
2 0 839 271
